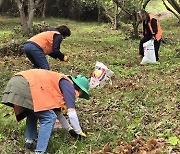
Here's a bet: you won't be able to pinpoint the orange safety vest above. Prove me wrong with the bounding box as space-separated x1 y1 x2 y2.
16 69 79 112
28 31 60 55
148 15 162 41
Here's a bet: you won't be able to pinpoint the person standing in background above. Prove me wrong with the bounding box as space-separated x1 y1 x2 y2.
137 9 162 61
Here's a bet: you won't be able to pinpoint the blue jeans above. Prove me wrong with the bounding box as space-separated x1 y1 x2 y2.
23 43 50 70
26 110 57 152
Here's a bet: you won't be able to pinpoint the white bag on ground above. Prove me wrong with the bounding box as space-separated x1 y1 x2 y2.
90 61 114 89
140 39 156 64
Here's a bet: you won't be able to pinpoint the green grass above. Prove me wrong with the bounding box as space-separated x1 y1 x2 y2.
0 11 180 154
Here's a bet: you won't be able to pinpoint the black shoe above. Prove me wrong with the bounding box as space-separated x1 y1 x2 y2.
25 141 36 151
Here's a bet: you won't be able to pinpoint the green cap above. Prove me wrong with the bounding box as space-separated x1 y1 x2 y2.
71 75 90 100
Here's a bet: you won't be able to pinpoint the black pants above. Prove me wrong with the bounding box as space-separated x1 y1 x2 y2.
139 36 161 61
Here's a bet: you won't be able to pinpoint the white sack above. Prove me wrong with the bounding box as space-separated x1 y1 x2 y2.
140 39 156 64
89 61 114 89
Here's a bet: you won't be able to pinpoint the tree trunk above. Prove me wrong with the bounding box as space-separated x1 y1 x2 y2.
132 15 139 38
113 2 118 30
0 0 4 8
36 0 46 18
114 14 117 30
98 8 101 23
42 2 46 18
15 0 29 34
14 0 44 35
28 0 35 31
102 1 119 30
95 0 101 24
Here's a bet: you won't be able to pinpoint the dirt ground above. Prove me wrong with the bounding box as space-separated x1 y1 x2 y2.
155 11 173 20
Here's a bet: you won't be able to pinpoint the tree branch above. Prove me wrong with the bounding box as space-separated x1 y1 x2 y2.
35 0 46 8
162 0 180 20
113 0 132 16
143 0 151 9
167 0 180 14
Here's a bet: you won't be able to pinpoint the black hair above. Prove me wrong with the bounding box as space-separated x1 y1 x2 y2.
56 25 71 37
137 9 149 21
138 9 149 17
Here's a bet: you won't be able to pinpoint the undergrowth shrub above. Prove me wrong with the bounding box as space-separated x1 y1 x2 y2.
0 21 49 56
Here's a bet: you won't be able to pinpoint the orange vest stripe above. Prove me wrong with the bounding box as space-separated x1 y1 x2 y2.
28 31 60 55
16 69 74 112
148 15 162 41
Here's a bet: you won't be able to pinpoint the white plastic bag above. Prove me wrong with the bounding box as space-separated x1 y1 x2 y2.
89 61 114 89
140 39 156 64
